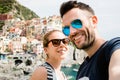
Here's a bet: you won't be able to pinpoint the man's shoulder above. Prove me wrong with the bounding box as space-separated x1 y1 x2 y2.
109 37 120 42
106 37 120 46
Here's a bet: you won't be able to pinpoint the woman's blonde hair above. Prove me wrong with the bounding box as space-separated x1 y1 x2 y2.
43 29 62 47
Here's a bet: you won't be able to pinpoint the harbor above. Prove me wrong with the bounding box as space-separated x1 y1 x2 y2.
0 45 86 80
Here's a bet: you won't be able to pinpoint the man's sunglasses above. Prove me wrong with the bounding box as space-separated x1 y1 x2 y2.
62 19 82 36
47 38 70 47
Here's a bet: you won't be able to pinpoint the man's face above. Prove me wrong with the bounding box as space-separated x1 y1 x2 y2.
62 8 96 50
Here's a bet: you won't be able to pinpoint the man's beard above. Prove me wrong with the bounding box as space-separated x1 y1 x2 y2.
74 32 95 50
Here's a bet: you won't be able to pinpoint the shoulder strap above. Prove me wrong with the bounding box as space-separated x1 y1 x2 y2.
41 62 57 80
97 37 120 63
96 37 120 79
104 37 120 62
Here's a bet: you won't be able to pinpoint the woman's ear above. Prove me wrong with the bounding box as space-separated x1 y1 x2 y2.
44 48 47 54
44 48 49 59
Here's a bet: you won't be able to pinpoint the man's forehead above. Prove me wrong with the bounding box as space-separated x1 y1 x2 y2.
62 8 88 24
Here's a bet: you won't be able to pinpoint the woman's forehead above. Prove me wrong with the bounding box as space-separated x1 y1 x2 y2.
48 31 66 39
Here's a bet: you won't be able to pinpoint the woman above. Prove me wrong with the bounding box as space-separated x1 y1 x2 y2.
30 30 69 80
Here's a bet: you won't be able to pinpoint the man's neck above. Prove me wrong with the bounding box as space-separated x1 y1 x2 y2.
85 38 106 58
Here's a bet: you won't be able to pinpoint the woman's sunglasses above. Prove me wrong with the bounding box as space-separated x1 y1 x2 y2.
62 19 82 36
47 38 70 47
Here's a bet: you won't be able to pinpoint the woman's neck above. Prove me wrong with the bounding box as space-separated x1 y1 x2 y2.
46 59 62 70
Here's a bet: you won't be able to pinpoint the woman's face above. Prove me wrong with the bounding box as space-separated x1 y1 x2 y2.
44 31 69 60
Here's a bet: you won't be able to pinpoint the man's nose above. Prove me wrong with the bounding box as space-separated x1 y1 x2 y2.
70 26 77 35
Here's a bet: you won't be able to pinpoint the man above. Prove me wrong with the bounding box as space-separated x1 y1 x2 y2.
60 1 120 80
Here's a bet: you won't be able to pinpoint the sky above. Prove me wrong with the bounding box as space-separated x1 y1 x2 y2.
17 0 120 40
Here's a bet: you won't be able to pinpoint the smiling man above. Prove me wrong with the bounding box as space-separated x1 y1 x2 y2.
60 1 120 80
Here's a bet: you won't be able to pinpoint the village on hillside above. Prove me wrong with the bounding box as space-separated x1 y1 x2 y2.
0 14 87 80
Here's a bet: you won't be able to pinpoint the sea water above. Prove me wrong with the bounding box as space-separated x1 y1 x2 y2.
61 64 80 80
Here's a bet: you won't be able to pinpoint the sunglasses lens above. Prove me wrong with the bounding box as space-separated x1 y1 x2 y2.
63 38 70 45
71 19 82 29
62 19 82 36
52 39 60 47
62 26 70 36
49 38 69 47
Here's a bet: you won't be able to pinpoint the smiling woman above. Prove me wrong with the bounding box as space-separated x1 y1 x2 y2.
30 30 69 80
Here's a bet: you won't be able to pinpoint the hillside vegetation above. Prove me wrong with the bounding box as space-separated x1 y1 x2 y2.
0 0 39 30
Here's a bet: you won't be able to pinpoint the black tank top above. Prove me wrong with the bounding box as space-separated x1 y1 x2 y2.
76 37 120 80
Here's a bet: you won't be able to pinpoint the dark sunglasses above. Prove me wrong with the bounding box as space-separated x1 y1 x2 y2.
62 19 82 36
47 38 70 47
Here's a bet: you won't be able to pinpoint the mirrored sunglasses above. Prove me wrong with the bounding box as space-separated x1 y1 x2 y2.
62 19 82 36
47 38 70 47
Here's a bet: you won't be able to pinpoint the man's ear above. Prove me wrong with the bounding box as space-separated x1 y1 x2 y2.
91 15 98 28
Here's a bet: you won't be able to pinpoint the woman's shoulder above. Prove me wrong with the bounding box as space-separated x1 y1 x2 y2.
30 66 47 80
36 66 47 74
